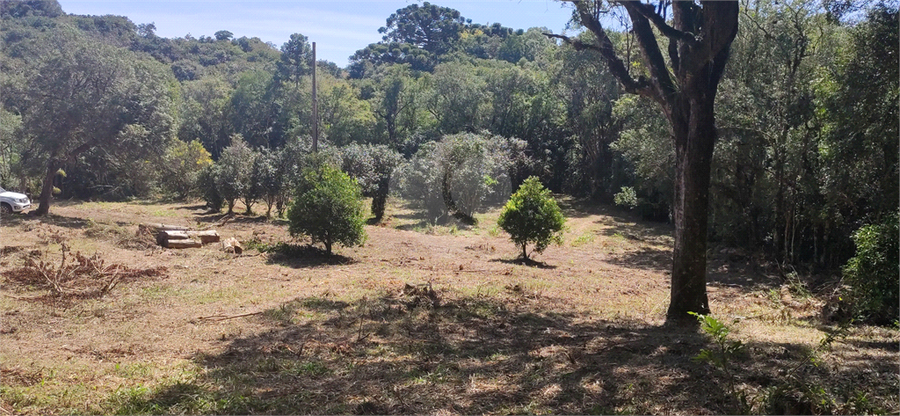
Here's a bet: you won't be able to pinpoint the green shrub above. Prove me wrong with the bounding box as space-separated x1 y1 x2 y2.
497 176 565 259
287 164 367 255
842 213 899 325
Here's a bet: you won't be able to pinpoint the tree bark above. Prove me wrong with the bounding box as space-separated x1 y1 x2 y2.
34 160 59 216
666 88 717 321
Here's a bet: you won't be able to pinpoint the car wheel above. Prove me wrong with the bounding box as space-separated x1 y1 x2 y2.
0 203 12 215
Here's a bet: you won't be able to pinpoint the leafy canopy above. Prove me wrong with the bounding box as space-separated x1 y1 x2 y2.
287 163 367 255
497 176 565 260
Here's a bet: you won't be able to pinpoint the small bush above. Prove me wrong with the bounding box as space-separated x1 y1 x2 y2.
842 213 899 325
497 176 565 259
287 164 367 255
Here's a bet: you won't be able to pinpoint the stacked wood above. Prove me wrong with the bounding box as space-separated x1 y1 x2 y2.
188 230 221 244
164 239 203 249
143 223 189 233
152 226 221 249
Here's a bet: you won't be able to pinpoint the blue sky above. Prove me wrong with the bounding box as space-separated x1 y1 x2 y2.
57 1 577 67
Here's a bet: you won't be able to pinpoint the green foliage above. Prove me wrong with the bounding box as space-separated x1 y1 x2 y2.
214 136 255 214
497 176 565 260
842 213 899 324
277 33 311 85
287 164 367 255
339 144 402 220
613 186 638 209
162 139 213 199
689 312 747 412
18 27 177 212
397 132 527 223
197 164 223 212
251 147 284 218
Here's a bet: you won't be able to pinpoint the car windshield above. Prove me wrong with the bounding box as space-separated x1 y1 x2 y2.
0 187 5 193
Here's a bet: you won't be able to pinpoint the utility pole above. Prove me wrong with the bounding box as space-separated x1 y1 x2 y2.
311 41 318 153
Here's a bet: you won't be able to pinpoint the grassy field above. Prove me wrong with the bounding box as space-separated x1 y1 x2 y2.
1 197 897 415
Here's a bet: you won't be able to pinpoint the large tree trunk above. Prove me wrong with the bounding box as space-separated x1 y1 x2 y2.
666 90 717 322
34 160 59 216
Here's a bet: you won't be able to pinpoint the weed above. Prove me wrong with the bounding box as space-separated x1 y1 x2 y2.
689 312 748 413
571 232 596 247
766 288 781 306
242 238 276 253
784 270 812 299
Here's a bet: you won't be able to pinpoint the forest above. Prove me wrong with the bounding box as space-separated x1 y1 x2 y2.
0 0 898 414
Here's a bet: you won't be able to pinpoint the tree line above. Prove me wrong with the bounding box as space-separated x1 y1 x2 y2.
0 0 896 323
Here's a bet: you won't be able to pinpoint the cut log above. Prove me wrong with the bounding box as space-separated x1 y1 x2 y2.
143 223 189 232
165 239 202 249
187 230 220 244
157 230 190 245
222 237 243 254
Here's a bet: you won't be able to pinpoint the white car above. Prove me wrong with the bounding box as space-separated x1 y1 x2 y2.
0 186 31 214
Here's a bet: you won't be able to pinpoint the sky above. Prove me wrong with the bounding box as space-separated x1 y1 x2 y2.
57 0 577 67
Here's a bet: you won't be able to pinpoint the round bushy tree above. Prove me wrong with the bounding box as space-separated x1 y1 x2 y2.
287 164 367 255
498 176 565 260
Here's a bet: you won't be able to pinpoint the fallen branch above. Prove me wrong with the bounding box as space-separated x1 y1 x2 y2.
1 293 45 301
196 311 264 321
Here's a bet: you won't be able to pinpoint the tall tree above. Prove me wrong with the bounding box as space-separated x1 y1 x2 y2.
278 33 311 86
554 1 739 323
379 2 468 55
23 29 177 215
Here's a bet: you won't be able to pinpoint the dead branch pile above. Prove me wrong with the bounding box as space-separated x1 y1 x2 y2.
1 244 167 301
397 283 440 309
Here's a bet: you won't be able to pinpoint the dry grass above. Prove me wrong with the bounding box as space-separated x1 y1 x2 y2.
0 197 897 415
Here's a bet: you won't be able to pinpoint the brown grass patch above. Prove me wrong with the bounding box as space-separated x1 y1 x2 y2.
0 198 897 415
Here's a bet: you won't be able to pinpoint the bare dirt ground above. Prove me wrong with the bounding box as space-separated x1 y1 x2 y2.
1 197 897 415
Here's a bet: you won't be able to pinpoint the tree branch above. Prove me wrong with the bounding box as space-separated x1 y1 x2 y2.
627 1 697 44
678 1 739 76
622 2 678 103
544 33 604 53
554 1 657 100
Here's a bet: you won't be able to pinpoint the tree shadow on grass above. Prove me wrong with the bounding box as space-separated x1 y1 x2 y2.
193 211 272 225
175 203 209 212
605 246 671 272
109 290 900 415
35 213 91 229
265 244 357 269
606 246 778 294
112 291 720 414
490 257 558 269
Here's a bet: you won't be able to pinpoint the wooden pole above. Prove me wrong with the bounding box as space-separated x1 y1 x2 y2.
311 41 318 153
